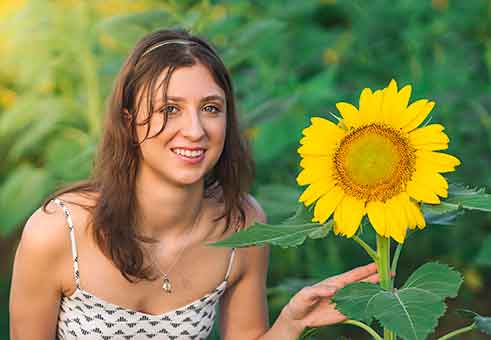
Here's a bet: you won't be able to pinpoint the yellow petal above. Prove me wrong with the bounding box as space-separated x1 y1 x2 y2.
297 157 333 185
313 186 345 223
299 179 335 206
359 87 373 123
402 101 436 132
409 124 449 147
336 102 359 129
397 192 416 229
298 118 345 156
385 196 408 243
416 151 461 173
381 79 399 124
398 99 427 128
367 200 387 236
413 143 449 151
366 89 384 122
406 179 441 204
407 200 426 229
390 84 412 127
333 195 365 237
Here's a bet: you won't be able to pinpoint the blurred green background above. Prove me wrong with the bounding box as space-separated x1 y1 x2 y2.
1 0 490 339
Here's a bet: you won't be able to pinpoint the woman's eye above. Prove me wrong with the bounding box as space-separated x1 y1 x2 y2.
162 105 178 115
203 105 220 113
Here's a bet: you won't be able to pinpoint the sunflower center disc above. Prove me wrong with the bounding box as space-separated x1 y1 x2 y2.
334 124 415 201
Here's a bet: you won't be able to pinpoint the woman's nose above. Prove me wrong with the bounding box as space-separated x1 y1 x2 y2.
181 110 205 140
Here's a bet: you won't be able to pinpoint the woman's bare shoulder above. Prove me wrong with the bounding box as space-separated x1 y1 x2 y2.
17 199 71 267
18 191 97 260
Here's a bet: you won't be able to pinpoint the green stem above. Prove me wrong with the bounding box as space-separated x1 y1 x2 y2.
353 235 379 262
343 320 383 340
390 242 403 289
376 235 394 340
437 323 477 340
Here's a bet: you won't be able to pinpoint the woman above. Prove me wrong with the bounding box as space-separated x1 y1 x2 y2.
9 29 379 339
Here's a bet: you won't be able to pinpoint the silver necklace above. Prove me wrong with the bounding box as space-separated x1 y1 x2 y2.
148 203 203 293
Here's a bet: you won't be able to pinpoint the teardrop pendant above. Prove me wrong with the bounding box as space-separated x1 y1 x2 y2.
162 276 172 293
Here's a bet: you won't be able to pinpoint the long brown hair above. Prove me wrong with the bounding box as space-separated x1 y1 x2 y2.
44 29 254 282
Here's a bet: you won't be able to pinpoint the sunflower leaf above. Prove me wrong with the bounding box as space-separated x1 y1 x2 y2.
444 183 491 212
367 262 462 340
210 203 331 248
334 263 462 340
208 222 330 248
401 262 463 299
332 282 383 324
457 310 491 335
368 287 445 340
422 183 491 217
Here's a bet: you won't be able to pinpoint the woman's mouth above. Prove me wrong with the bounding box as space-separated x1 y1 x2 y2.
171 148 206 163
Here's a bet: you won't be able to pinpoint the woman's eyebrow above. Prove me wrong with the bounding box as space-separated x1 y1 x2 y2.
165 95 225 103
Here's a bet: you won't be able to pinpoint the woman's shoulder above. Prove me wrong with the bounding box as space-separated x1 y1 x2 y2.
18 192 97 261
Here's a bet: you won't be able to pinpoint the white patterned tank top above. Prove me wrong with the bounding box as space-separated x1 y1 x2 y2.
53 198 236 340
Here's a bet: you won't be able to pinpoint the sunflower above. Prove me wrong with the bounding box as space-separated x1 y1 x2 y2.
297 80 460 243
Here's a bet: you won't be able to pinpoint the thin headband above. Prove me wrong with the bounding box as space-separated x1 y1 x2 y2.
141 39 198 58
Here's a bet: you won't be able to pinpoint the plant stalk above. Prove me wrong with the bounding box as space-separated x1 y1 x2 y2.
376 235 394 340
353 235 379 262
390 242 403 289
343 320 383 340
436 323 477 340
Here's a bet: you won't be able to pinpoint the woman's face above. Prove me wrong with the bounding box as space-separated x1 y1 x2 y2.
135 63 227 187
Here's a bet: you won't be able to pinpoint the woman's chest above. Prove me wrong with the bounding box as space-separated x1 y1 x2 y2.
61 241 235 316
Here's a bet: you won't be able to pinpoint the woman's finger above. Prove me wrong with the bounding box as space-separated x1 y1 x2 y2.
360 273 380 284
327 262 378 285
300 284 337 303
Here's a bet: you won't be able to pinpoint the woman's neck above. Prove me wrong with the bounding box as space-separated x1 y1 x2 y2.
134 167 205 241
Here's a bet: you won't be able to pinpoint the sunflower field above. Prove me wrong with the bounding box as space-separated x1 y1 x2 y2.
1 1 490 339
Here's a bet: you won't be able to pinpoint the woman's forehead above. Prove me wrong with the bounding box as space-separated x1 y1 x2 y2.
154 63 225 102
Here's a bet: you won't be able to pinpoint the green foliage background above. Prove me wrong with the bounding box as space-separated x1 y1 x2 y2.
0 0 490 339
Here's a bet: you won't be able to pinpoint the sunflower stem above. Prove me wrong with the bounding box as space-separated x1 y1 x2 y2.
353 235 379 262
343 320 383 340
436 323 477 340
390 242 403 289
376 235 395 340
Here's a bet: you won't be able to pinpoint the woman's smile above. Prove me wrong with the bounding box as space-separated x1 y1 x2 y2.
170 147 206 164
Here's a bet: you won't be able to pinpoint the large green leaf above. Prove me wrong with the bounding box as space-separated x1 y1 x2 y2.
333 263 462 340
209 222 331 248
421 183 491 223
369 288 445 340
210 204 331 248
402 262 462 299
442 184 491 212
332 282 383 323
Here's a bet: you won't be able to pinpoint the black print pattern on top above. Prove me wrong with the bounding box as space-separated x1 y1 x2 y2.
53 198 236 340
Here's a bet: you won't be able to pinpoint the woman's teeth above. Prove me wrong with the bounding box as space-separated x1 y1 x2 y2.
172 148 204 158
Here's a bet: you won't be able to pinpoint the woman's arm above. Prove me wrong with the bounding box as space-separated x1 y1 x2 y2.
9 204 69 340
219 196 380 339
219 195 270 339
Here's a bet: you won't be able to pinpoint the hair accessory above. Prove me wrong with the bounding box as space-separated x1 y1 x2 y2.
141 39 198 58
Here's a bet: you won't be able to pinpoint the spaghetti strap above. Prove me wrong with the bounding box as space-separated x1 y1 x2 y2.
224 248 236 281
52 198 81 289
